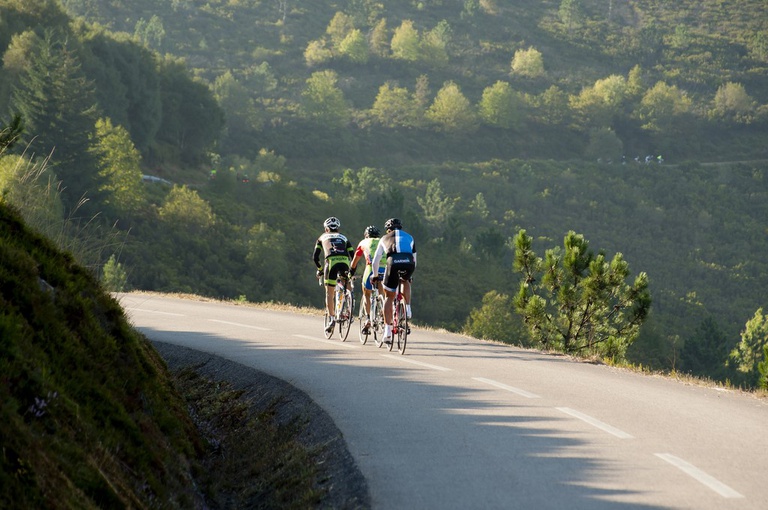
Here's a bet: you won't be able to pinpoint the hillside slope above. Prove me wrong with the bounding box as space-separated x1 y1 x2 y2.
0 200 368 508
0 201 205 507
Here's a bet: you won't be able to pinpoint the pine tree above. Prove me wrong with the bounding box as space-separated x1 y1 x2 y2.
10 29 101 210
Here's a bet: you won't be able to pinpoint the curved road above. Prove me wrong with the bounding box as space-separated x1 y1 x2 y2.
119 293 767 510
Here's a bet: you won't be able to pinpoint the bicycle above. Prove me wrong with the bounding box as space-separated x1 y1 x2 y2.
357 276 372 344
324 271 354 341
372 271 410 353
366 280 386 348
392 270 410 354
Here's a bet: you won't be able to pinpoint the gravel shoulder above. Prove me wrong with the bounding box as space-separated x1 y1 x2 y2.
152 340 370 509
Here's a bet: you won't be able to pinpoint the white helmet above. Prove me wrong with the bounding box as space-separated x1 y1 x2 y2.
323 216 341 230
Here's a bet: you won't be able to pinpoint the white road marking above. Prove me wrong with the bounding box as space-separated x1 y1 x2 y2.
381 355 451 371
209 319 270 331
128 308 185 317
472 377 541 399
556 407 634 439
293 334 358 348
655 453 744 498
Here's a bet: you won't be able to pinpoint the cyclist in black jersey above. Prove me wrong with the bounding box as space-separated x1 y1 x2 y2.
313 216 354 333
370 217 416 340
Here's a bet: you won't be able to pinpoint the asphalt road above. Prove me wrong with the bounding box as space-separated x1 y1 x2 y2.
118 292 768 510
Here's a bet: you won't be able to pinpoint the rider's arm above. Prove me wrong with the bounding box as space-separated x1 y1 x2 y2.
350 251 363 273
313 239 323 270
346 240 354 260
370 241 385 274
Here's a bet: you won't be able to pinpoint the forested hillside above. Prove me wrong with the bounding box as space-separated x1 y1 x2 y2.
1 0 767 388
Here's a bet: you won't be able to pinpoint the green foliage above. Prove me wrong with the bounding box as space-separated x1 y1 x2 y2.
9 29 101 209
391 19 420 61
155 56 224 163
0 153 65 236
90 118 147 214
758 345 768 390
300 70 350 127
0 114 23 151
479 81 523 130
728 308 768 386
710 82 757 124
133 14 165 51
101 253 128 291
464 290 530 346
635 81 692 133
510 47 544 78
159 185 215 232
0 201 202 508
338 29 369 64
426 81 477 133
513 229 651 361
681 316 731 379
370 82 421 127
584 127 623 162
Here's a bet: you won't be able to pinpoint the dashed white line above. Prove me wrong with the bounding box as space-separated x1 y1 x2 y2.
655 453 744 498
472 377 541 399
381 355 451 371
209 319 270 331
293 334 358 348
556 407 634 439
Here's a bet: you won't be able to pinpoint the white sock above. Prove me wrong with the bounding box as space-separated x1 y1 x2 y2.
384 324 392 338
406 304 412 319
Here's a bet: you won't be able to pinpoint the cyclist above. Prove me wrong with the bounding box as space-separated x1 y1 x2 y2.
370 218 416 341
349 225 385 334
313 217 354 333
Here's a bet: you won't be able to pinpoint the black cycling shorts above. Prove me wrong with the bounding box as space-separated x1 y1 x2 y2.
382 253 415 292
324 255 350 286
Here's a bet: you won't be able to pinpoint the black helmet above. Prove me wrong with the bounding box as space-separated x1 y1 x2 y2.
323 216 341 230
364 225 381 238
384 218 402 230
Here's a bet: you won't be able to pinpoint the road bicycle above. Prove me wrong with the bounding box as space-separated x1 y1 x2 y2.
362 279 385 347
392 270 410 354
323 271 354 341
372 271 410 354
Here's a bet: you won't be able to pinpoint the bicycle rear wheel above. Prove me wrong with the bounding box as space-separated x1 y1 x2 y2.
358 298 368 344
396 301 408 354
338 290 353 341
372 294 385 348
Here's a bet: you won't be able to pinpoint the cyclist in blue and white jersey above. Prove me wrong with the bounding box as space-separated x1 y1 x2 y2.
370 218 416 341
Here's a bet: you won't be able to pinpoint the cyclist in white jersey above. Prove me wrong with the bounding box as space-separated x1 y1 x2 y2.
370 218 416 341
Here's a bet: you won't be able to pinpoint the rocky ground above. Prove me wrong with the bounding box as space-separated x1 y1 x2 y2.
153 341 370 509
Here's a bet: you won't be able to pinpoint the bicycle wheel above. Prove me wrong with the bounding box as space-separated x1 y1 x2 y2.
338 290 353 341
323 311 334 339
358 299 369 345
372 294 385 348
396 300 408 354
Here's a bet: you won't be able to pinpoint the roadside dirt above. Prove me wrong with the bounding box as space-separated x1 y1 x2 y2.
152 341 370 509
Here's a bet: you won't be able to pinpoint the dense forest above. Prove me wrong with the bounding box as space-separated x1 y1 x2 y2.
1 0 767 388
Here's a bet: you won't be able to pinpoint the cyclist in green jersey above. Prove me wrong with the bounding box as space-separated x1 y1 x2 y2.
349 225 386 334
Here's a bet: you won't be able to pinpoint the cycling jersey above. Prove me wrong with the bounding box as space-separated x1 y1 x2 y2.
354 237 385 291
313 231 353 286
371 229 417 293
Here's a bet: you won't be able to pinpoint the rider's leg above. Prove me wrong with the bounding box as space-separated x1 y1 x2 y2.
325 284 335 317
383 289 395 338
363 288 372 318
402 280 412 318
